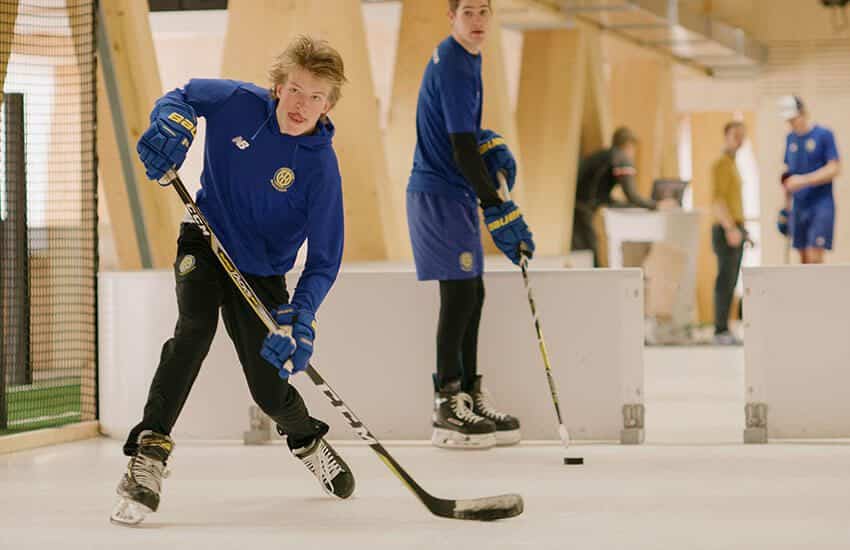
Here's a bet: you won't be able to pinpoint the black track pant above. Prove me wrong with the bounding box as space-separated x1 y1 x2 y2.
124 224 321 455
712 223 745 335
436 277 485 392
571 203 600 267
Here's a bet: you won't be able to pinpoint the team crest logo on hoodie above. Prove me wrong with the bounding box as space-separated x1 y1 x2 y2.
271 167 295 192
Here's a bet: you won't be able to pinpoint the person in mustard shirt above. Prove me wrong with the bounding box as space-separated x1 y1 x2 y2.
711 121 747 345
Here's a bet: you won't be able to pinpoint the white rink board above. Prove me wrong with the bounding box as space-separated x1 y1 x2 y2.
743 265 850 439
99 267 644 441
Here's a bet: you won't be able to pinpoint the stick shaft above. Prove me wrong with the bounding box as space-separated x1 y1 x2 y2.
497 172 571 449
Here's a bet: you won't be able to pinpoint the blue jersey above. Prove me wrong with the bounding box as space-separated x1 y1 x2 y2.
407 36 482 206
158 79 344 315
784 124 840 208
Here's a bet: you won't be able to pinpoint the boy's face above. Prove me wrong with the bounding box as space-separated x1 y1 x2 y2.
449 1 491 51
787 114 808 135
275 66 333 136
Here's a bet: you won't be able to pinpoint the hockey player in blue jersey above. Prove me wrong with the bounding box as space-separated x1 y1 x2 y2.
407 0 535 450
111 36 353 525
778 95 842 264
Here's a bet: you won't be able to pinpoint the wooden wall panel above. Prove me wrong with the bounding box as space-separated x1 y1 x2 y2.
516 29 586 256
384 1 447 260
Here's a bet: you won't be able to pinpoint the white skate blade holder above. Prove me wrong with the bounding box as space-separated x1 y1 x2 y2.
110 497 152 526
432 428 496 450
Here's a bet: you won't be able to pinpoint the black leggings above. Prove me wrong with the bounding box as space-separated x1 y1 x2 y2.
123 224 321 456
712 224 745 334
571 203 600 267
436 277 485 391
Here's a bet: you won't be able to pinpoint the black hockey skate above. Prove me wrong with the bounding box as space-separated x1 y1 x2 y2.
282 421 355 500
468 375 521 446
111 430 174 526
432 379 496 449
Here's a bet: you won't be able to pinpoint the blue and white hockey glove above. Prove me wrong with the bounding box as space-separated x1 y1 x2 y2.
484 201 535 265
137 100 197 181
260 305 315 379
777 208 789 236
479 129 516 192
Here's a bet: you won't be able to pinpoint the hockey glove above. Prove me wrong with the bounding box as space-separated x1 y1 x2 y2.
479 129 516 191
261 305 315 379
777 208 789 236
137 100 197 181
484 201 535 265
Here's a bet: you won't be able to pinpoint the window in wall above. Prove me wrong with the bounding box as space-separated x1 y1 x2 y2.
0 57 55 230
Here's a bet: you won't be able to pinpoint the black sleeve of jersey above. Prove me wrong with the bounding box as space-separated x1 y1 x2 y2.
449 132 503 209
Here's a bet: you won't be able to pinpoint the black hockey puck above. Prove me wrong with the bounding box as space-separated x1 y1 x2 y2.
564 457 584 465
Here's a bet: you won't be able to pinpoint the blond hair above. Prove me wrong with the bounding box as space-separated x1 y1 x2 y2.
268 35 347 107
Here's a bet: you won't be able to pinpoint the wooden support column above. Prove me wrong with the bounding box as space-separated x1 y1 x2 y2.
0 0 18 104
98 0 180 269
481 1 526 253
385 1 448 260
221 0 390 262
609 39 678 197
44 1 97 418
581 26 612 157
96 71 139 269
659 65 680 179
516 29 587 257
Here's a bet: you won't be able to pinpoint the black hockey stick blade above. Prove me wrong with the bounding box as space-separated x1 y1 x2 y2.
306 365 524 521
442 494 525 521
369 442 523 521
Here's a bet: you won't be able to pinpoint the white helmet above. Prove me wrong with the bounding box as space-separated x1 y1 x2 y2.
777 95 805 120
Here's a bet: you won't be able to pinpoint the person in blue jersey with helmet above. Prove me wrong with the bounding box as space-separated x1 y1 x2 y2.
111 36 354 526
778 95 842 264
407 0 535 450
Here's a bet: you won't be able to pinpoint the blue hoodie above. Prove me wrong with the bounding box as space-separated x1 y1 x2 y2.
157 79 344 315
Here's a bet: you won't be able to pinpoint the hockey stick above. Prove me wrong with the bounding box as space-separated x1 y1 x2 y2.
159 169 523 521
498 173 582 465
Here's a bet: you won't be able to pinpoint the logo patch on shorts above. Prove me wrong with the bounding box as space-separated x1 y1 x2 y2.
270 167 295 192
806 138 817 152
178 254 196 275
459 251 474 272
816 236 826 247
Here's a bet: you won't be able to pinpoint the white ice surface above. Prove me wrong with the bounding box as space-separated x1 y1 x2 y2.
3 347 850 549
3 440 850 549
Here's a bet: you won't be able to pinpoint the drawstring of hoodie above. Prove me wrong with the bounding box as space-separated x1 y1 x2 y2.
247 103 301 174
249 108 274 142
247 98 316 175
